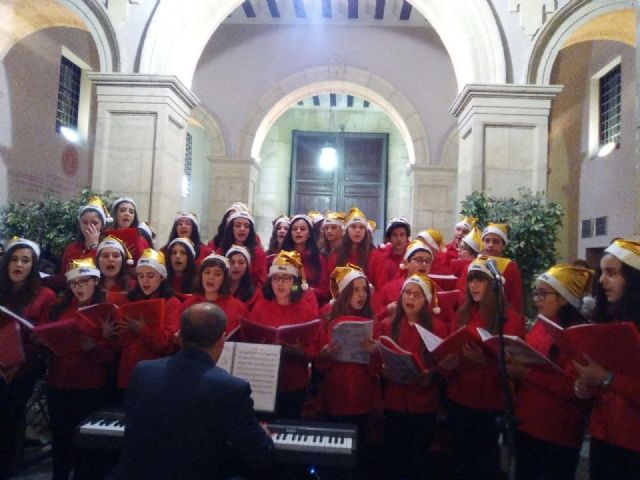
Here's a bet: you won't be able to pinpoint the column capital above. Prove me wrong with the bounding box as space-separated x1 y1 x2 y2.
450 83 563 125
88 73 200 111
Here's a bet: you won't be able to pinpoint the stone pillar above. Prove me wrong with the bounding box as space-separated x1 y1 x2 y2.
88 74 199 243
636 0 640 237
409 165 457 235
208 157 260 240
450 84 562 207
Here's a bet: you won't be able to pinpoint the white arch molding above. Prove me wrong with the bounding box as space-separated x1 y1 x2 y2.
138 0 506 90
526 0 634 85
241 66 427 167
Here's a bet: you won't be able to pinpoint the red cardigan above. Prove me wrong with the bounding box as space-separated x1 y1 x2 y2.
45 300 114 390
326 248 389 291
445 305 525 411
587 321 640 452
312 315 381 416
515 320 589 448
372 316 448 414
117 295 183 388
249 297 318 392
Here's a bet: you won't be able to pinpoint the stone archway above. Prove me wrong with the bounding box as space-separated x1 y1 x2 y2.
526 0 633 85
138 0 505 90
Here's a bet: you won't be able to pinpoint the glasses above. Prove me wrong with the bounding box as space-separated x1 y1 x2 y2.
69 277 92 288
532 289 557 299
402 290 425 300
271 275 294 283
410 257 432 265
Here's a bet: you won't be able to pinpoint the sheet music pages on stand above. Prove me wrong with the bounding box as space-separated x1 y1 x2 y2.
217 341 281 412
331 318 373 364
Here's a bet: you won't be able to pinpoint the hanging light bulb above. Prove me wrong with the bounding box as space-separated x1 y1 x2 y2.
319 146 337 171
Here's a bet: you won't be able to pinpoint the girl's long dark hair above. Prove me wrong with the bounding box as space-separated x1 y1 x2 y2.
166 219 203 258
127 278 174 301
75 210 105 244
97 249 130 292
329 279 372 321
166 243 197 294
593 259 640 327
228 253 255 302
336 227 372 273
0 245 42 309
281 218 322 273
267 219 288 256
263 276 303 304
194 257 231 298
111 200 140 229
211 210 234 250
457 270 499 333
49 280 102 321
219 218 258 258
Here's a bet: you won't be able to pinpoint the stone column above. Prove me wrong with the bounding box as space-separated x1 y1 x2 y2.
88 73 199 243
636 0 640 237
450 84 562 207
208 157 260 240
409 165 458 235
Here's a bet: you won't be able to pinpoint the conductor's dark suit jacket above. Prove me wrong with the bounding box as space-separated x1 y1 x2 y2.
116 347 273 480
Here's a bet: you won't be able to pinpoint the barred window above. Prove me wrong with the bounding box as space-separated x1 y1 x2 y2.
55 56 81 133
599 64 621 148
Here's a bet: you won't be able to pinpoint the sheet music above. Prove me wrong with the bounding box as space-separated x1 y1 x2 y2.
216 341 236 373
0 305 35 329
331 320 373 364
226 342 281 412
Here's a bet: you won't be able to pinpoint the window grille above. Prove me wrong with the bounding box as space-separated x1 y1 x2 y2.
55 56 81 133
599 64 621 148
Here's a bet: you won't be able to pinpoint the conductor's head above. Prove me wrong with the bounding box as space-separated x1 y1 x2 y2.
180 303 227 359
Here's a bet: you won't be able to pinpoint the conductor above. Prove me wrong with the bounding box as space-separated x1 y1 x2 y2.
116 302 273 480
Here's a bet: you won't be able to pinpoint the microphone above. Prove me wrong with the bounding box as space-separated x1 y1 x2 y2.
485 258 503 283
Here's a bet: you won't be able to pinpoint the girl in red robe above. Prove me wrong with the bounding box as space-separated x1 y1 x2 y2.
508 264 593 480
440 255 525 480
374 273 448 480
183 253 249 334
162 212 212 266
0 238 56 478
573 239 640 480
165 237 197 295
226 245 260 310
105 196 149 263
249 250 319 419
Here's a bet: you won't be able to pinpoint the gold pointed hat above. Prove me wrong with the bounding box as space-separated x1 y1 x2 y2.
482 222 509 245
456 216 478 231
98 235 134 265
79 196 111 225
402 273 440 314
416 228 444 256
308 210 325 225
324 211 346 226
344 207 367 228
461 227 483 253
605 238 640 271
400 240 432 270
137 248 167 278
65 257 100 282
269 250 308 290
468 254 509 283
537 264 594 308
330 263 367 299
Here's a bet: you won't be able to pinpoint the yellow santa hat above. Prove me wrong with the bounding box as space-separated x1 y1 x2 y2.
329 264 368 299
8 236 40 259
416 228 444 256
98 235 134 266
456 215 478 231
461 227 483 254
482 222 509 245
324 211 346 227
79 196 112 225
344 207 368 229
537 264 594 308
468 254 509 284
605 238 640 271
269 250 308 290
367 220 377 234
225 244 252 264
308 210 325 225
402 273 440 314
65 257 101 282
137 248 167 278
400 240 432 270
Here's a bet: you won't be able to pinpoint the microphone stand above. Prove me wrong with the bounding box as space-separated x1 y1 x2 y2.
491 273 517 480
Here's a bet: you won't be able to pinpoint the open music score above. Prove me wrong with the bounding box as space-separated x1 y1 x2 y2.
217 341 281 412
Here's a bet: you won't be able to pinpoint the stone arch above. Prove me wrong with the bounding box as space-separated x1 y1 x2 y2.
239 66 427 168
0 0 119 71
526 0 633 85
139 0 505 90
